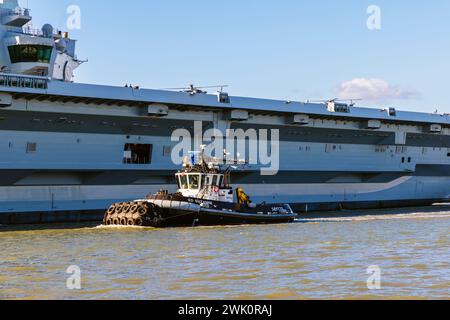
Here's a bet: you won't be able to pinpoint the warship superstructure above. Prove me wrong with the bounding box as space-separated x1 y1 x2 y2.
0 0 449 224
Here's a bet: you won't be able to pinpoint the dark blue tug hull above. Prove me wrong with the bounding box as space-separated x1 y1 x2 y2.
146 208 296 228
149 209 295 227
142 195 297 228
103 194 297 228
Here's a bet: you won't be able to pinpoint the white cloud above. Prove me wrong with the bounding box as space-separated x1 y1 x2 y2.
337 78 418 102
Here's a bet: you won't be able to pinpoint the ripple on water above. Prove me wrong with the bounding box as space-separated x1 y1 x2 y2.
279 270 313 277
274 262 307 270
321 245 353 250
113 278 147 286
261 289 307 300
427 282 450 290
180 274 260 284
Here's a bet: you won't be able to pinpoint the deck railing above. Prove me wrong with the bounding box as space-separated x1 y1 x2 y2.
1 7 31 17
0 73 49 90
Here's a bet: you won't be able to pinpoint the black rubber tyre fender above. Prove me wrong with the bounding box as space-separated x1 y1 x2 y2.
107 205 116 215
129 204 139 214
134 217 143 226
115 204 124 214
152 215 164 228
122 203 132 214
138 203 148 216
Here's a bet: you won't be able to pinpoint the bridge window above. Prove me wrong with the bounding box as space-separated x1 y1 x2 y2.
334 103 350 113
8 45 53 63
388 108 397 117
217 92 230 103
123 144 153 164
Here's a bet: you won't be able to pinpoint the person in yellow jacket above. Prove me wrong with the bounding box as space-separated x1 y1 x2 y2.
236 188 252 206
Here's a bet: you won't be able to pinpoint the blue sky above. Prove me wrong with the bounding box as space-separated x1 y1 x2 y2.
25 0 450 113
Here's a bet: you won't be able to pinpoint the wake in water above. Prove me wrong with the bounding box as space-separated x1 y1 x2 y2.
95 224 152 230
296 205 450 223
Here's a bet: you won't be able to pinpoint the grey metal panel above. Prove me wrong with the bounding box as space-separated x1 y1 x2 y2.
1 165 449 187
231 171 408 184
0 170 178 186
415 165 450 177
232 123 450 148
0 170 34 185
0 110 213 136
232 167 450 183
0 169 399 186
83 171 175 185
406 133 450 148
231 123 396 145
1 80 450 125
363 173 411 183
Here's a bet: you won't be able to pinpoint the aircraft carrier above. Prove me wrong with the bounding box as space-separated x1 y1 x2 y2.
0 0 449 224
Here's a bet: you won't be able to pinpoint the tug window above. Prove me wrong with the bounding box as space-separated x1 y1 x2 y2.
123 144 153 164
188 174 200 190
179 175 188 189
201 175 206 189
8 45 53 63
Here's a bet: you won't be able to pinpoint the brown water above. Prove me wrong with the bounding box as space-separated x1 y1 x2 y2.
0 206 449 300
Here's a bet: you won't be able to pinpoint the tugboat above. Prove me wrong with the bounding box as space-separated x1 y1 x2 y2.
103 151 297 228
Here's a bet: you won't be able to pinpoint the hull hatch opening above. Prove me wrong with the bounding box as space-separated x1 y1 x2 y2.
123 144 153 165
